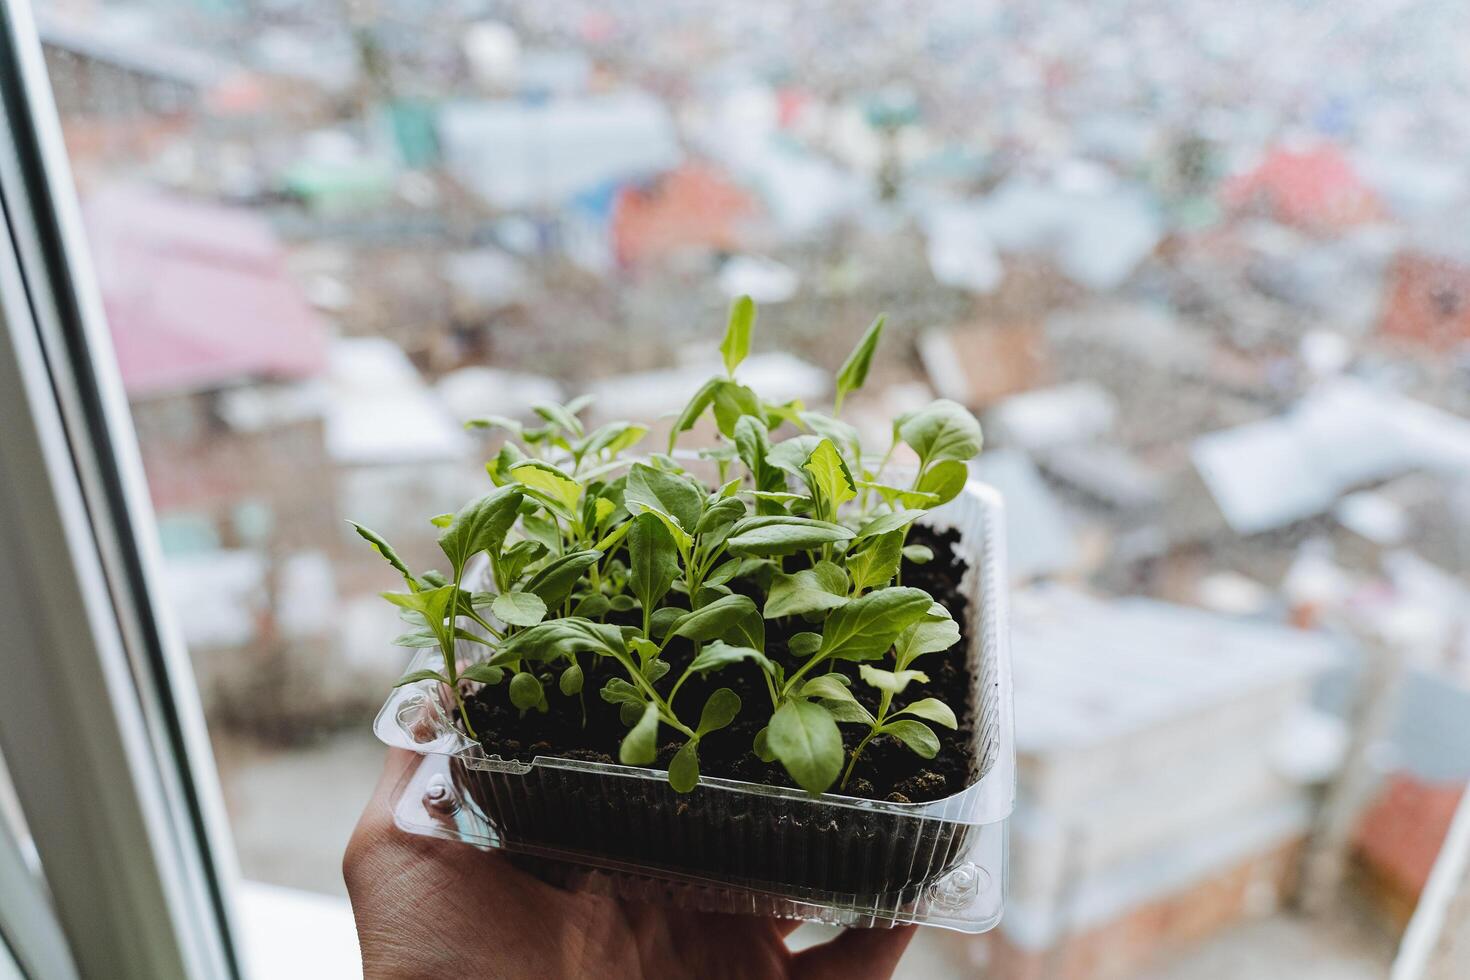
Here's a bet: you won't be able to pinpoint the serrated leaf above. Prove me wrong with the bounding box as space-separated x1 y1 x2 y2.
834 314 885 412
436 486 525 577
858 664 929 695
819 587 934 662
802 439 857 515
847 530 904 593
492 591 547 627
720 295 756 376
900 399 983 468
669 594 758 643
669 739 700 793
768 700 844 794
895 697 957 729
509 460 583 516
696 688 741 736
882 718 940 758
620 702 660 766
764 562 849 618
624 463 702 545
509 671 544 709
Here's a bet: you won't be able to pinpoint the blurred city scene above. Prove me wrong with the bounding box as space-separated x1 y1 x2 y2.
33 0 1470 975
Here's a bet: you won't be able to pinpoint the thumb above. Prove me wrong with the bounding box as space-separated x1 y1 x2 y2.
792 925 916 980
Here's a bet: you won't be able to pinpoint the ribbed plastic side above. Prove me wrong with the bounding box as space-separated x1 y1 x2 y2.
374 481 1014 931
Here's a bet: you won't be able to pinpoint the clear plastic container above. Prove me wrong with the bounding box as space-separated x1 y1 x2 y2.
374 481 1014 932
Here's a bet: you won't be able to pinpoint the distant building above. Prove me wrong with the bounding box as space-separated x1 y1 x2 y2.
1379 251 1470 351
1223 144 1383 233
611 164 757 268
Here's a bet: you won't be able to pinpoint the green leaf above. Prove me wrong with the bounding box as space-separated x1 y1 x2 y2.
753 726 775 762
788 631 822 656
694 496 747 549
668 739 700 793
734 414 779 491
801 439 857 514
768 700 844 794
465 414 524 438
624 463 702 543
492 617 625 666
484 443 527 486
798 412 862 468
720 295 756 376
600 677 645 709
704 557 744 587
648 605 684 640
491 591 547 627
628 513 679 614
523 550 603 609
894 603 961 669
902 544 933 565
915 459 968 507
461 663 504 685
579 421 647 459
533 400 584 438
726 516 855 557
669 376 720 451
689 641 774 675
436 486 525 576
882 719 940 758
349 522 417 587
429 513 454 529
509 460 583 515
858 482 940 510
393 668 448 688
853 510 924 541
381 584 457 648
858 664 929 695
800 674 858 703
763 562 849 618
592 518 634 554
696 688 741 736
509 671 543 710
819 587 934 662
620 702 660 766
766 435 823 480
899 399 983 467
834 314 885 412
498 540 547 586
669 594 759 643
710 381 764 440
847 530 904 593
723 608 766 652
558 663 584 696
895 697 957 729
644 658 671 684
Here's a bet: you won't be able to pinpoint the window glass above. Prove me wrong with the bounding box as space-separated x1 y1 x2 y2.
33 0 1469 972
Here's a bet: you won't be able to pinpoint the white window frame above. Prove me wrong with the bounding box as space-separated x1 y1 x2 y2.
0 1 242 976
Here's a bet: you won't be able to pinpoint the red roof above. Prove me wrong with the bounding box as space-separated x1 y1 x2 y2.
1223 144 1383 231
1355 772 1464 898
611 164 756 268
82 185 329 398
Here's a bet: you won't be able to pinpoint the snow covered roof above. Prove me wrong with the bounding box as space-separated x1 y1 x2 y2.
1011 586 1338 756
440 91 682 210
325 338 472 466
435 366 563 425
987 381 1118 452
1191 378 1470 535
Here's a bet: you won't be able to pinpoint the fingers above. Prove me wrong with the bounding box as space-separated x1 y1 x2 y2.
791 925 916 980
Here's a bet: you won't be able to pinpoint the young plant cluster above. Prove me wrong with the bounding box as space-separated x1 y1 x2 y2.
355 297 983 796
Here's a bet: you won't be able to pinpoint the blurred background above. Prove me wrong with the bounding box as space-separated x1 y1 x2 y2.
26 0 1470 975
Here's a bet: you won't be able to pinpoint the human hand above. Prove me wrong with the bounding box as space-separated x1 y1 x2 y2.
344 749 916 980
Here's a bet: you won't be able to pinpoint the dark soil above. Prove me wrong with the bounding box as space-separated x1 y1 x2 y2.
463 524 976 803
